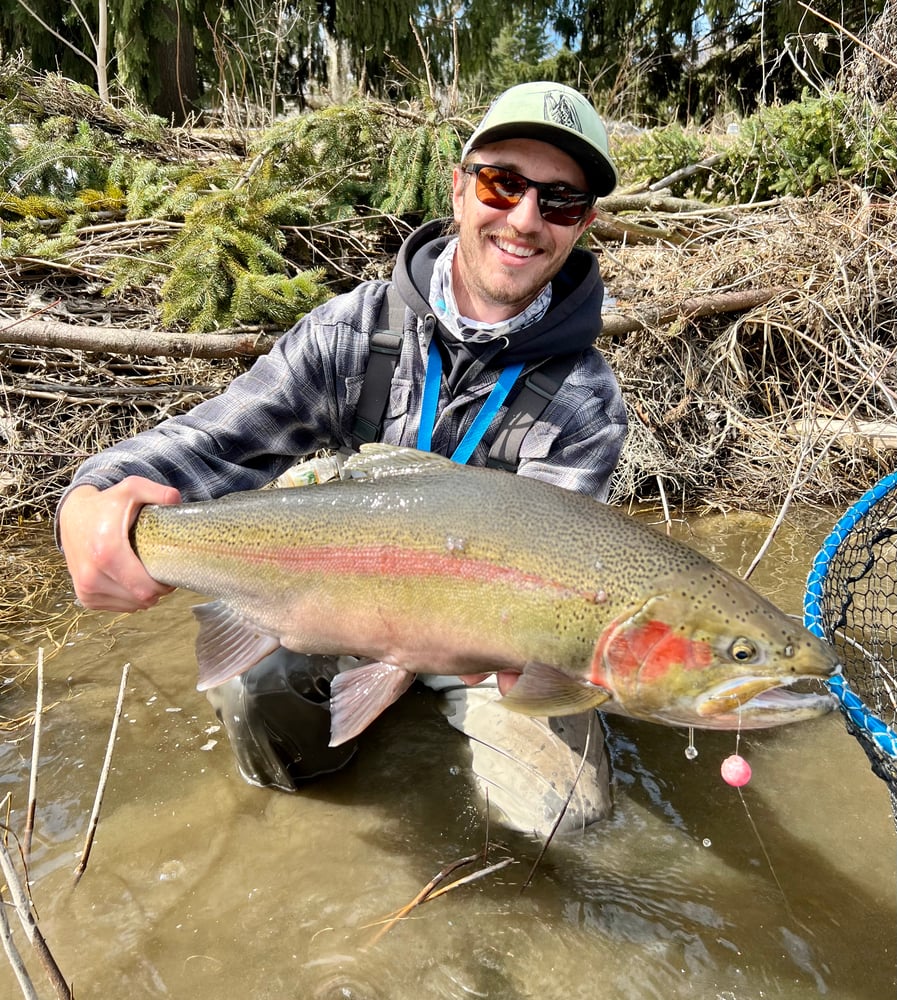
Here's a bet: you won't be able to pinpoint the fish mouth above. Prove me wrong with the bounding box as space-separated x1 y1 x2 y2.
691 674 838 730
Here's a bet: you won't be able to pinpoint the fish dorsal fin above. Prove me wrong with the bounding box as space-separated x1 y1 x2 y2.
500 662 611 716
192 600 281 691
344 444 456 481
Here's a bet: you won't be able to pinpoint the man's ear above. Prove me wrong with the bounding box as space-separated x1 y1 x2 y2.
580 206 599 232
451 165 468 223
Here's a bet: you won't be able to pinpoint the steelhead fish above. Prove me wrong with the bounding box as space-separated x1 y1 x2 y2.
130 445 839 746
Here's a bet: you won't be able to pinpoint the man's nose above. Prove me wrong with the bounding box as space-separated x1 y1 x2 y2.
504 186 542 229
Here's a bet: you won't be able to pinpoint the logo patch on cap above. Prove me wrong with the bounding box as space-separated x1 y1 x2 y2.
544 91 582 135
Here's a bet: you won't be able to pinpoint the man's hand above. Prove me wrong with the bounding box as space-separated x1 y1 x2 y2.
459 671 520 695
58 477 182 612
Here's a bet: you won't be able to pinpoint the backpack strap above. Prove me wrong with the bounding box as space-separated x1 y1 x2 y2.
351 282 576 471
485 354 577 472
351 285 407 448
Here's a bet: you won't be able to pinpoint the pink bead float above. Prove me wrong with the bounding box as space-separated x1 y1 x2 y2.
720 754 752 787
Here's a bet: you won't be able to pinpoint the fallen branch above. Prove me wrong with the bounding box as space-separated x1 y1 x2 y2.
590 207 687 245
601 285 794 337
597 191 725 214
648 152 727 193
0 315 279 359
0 287 791 360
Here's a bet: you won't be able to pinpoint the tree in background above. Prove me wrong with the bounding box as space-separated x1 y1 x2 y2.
2 0 201 119
0 0 888 125
2 0 109 93
546 0 873 123
115 0 199 120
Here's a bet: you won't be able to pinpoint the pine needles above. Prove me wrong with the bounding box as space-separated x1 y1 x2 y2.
157 185 329 330
0 63 464 332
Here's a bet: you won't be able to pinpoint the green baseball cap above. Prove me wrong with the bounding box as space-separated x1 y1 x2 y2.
462 82 617 198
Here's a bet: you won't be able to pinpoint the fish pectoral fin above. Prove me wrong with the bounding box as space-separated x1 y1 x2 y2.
500 662 611 717
192 601 282 691
328 661 415 746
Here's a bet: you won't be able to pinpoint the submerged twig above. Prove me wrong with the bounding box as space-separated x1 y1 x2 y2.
364 854 479 946
0 800 72 1000
0 875 39 1000
413 857 513 904
22 649 44 860
365 845 514 946
74 661 130 884
520 712 595 893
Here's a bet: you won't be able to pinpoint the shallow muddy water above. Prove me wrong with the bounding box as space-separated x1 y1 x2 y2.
1 508 895 999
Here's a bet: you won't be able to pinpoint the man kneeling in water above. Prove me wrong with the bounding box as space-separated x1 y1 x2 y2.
56 82 626 835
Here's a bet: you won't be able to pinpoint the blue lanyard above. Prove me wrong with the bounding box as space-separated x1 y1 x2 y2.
416 338 524 464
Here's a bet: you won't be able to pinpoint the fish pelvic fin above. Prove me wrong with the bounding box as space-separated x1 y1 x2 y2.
500 662 611 716
328 661 416 746
192 601 282 691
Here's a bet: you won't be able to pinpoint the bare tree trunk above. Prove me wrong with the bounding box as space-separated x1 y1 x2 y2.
324 30 352 103
149 0 199 124
96 0 109 101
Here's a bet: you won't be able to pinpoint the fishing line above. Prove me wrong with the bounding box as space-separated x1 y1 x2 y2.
685 720 792 916
729 719 794 920
735 783 795 922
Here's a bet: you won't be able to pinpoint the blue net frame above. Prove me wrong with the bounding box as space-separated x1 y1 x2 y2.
804 469 897 786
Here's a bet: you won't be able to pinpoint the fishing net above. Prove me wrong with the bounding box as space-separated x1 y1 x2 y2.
804 470 897 817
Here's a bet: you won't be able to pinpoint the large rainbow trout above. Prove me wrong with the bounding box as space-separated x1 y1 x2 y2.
131 445 839 746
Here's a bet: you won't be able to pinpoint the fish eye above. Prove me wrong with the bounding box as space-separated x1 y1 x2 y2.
730 637 758 662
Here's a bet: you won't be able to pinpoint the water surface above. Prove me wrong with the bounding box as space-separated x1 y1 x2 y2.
0 508 894 998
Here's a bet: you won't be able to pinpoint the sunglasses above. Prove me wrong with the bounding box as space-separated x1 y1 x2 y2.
462 163 594 227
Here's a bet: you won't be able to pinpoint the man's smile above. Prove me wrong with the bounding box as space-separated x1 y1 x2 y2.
490 233 542 259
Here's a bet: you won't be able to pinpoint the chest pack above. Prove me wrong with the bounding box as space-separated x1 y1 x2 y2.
350 284 576 471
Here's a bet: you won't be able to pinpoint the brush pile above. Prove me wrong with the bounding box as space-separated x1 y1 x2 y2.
600 187 897 509
2 60 897 536
5 187 895 529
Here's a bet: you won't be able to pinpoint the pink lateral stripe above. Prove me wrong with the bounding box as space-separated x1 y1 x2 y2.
198 541 577 594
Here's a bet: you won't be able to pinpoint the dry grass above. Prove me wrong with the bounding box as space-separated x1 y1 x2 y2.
0 527 77 732
599 186 897 509
0 343 246 525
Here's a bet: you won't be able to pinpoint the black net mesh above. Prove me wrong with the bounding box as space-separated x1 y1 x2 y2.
805 474 897 802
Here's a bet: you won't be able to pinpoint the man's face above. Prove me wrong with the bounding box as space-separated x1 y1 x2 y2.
451 138 596 324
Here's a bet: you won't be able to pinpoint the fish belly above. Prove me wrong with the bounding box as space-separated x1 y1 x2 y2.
225 562 585 677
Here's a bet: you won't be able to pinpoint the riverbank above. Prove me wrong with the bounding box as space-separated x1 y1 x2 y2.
4 186 895 528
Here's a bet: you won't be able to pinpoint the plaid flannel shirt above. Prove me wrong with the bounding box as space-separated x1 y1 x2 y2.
59 273 627 514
